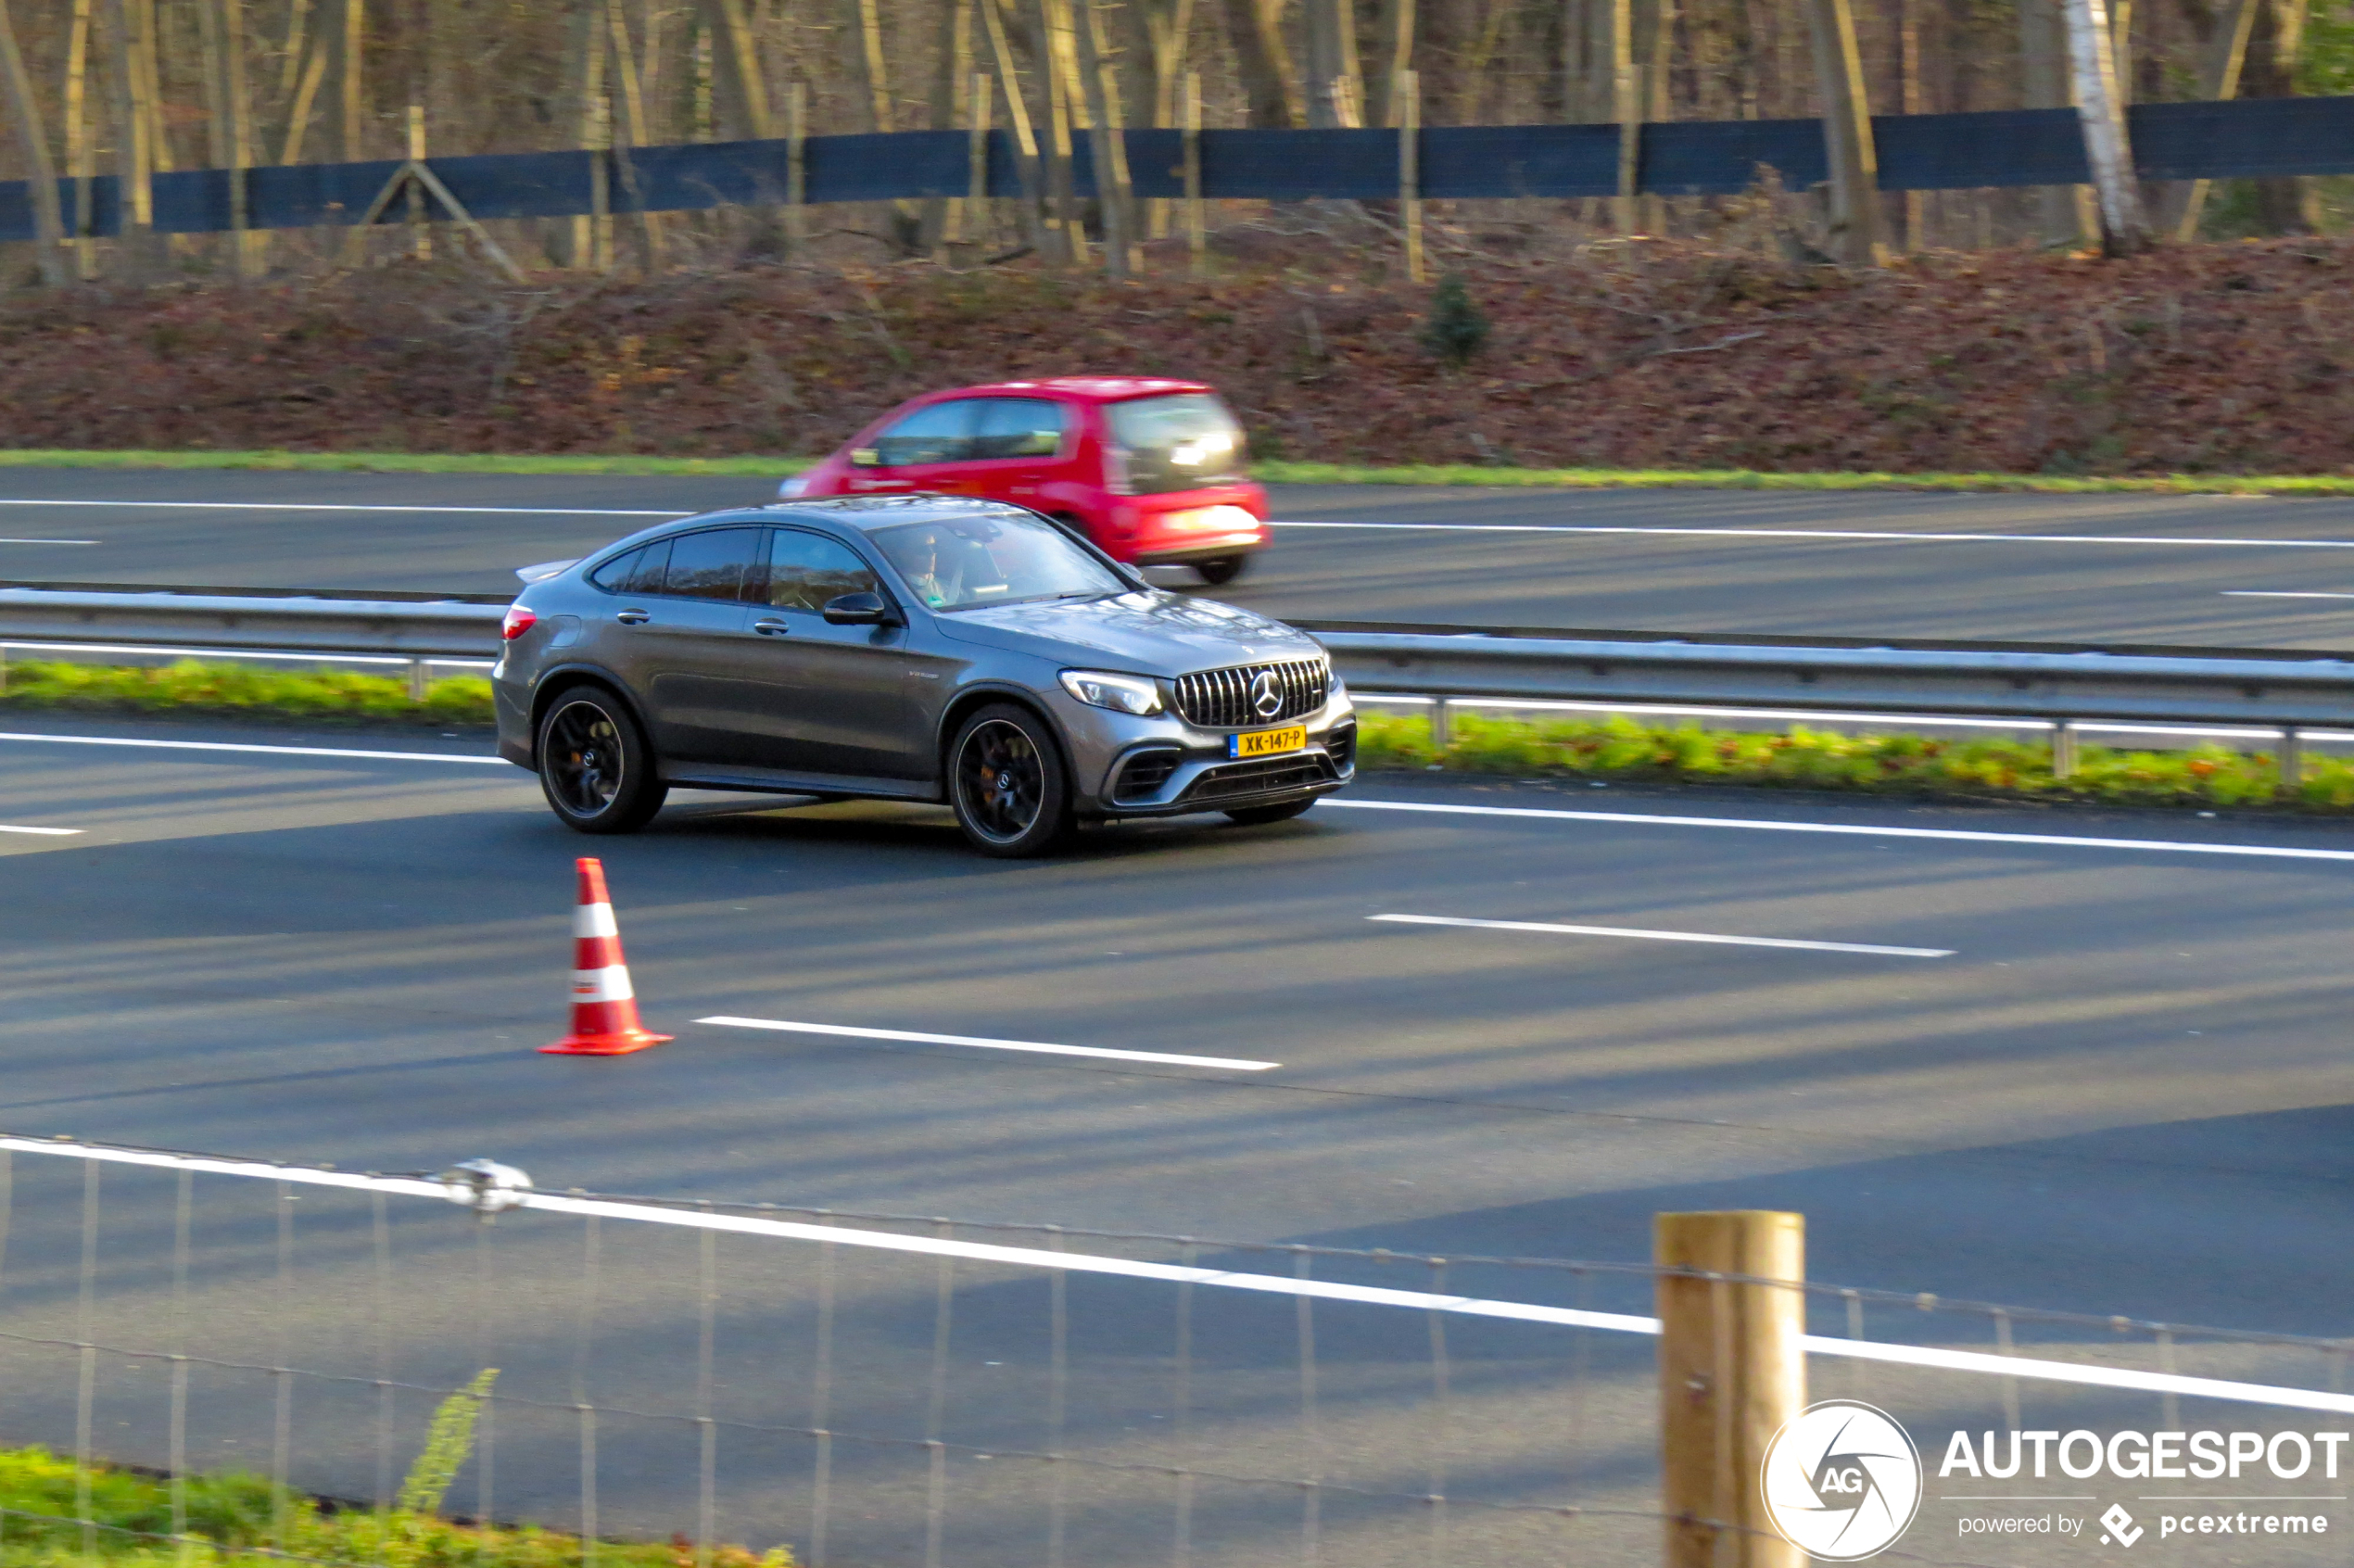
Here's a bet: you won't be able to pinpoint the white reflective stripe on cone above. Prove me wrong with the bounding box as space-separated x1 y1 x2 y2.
574 901 620 940
570 965 636 1003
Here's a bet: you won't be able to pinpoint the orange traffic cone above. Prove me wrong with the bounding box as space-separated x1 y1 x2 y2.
541 857 673 1056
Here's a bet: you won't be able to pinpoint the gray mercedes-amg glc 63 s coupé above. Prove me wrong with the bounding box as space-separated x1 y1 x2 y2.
493 496 1356 856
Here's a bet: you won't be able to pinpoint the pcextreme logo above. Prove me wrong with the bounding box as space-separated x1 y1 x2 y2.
1762 1400 1926 1561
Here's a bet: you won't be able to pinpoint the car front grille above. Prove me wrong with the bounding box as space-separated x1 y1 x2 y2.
1182 753 1340 804
1112 749 1182 803
1171 656 1330 729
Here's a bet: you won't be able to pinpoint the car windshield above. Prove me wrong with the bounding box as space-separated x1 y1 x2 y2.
1104 393 1247 495
872 512 1127 612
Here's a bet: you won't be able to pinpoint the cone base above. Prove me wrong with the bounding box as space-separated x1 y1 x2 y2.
540 1031 674 1056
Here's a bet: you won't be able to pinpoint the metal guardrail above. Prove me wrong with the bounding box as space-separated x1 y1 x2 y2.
6 586 2354 773
0 587 506 658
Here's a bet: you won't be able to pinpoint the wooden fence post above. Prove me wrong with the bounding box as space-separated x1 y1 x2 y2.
0 0 70 286
1657 1211 1806 1568
1802 0 1887 265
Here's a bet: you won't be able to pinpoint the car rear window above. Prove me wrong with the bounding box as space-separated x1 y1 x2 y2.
661 527 760 601
1104 393 1246 494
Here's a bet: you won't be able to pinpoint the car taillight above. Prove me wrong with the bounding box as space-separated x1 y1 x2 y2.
501 606 538 640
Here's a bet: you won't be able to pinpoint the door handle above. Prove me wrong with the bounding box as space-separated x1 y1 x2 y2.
615 608 650 625
752 618 791 636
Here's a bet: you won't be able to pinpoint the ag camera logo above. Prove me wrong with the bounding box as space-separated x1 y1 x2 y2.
1762 1400 1925 1560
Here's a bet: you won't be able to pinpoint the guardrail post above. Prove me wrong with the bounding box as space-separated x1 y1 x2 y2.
407 659 429 702
2279 727 2302 794
2051 720 2079 779
1427 696 1449 752
1657 1210 1805 1568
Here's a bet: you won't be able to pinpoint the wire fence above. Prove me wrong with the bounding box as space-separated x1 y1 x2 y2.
2 1132 2349 1568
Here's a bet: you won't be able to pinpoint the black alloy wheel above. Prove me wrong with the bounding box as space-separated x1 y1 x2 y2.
1193 556 1249 586
537 689 667 834
1225 797 1317 827
948 703 1071 856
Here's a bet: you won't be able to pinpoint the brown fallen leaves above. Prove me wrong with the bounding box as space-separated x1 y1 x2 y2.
0 229 2348 475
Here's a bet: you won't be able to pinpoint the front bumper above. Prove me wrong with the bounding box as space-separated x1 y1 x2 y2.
1052 689 1358 818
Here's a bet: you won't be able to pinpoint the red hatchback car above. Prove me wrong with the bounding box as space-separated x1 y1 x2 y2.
783 378 1271 585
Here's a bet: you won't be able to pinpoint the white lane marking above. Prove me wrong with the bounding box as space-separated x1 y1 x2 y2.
0 499 688 518
0 537 98 545
1272 520 2354 550
1325 798 2354 863
0 731 510 764
18 1137 2354 1417
698 1016 1280 1071
0 823 82 835
2222 590 2354 600
1369 912 1953 957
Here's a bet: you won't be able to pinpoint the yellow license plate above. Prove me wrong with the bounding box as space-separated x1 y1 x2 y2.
1229 725 1307 759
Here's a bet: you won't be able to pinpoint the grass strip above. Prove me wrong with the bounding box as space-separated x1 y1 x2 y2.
1357 709 2354 812
12 660 2351 814
0 449 817 478
0 1446 791 1568
4 449 2354 495
0 659 495 726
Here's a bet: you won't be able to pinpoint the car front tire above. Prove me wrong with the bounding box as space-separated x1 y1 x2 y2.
948 703 1071 857
537 688 668 834
1194 556 1250 586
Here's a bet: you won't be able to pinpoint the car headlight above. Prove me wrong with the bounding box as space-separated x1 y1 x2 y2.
1059 669 1164 715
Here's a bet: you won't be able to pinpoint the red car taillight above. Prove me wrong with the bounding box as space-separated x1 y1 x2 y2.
501 606 538 640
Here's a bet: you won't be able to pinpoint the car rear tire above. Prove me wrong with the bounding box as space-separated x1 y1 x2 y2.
538 688 667 834
1194 556 1250 586
1225 797 1317 827
948 703 1071 857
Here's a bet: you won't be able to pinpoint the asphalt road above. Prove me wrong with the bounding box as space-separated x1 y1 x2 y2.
11 469 2354 645
2 714 2351 1566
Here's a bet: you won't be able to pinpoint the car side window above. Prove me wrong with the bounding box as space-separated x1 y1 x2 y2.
622 540 671 595
659 527 759 601
968 398 1067 461
587 546 643 591
873 401 975 466
767 530 880 613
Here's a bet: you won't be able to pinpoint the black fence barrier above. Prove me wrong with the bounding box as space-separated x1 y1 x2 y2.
5 95 2350 245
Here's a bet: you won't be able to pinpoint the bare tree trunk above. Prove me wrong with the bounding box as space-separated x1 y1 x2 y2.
2240 0 2315 233
2017 0 2089 245
1803 0 1887 263
1304 0 1361 123
1367 0 1412 127
696 0 771 137
102 0 160 277
1219 0 1300 124
2167 0 2253 236
0 0 69 285
2059 0 2149 251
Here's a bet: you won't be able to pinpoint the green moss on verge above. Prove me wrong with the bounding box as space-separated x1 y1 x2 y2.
0 1446 791 1568
0 660 495 727
1359 710 2354 812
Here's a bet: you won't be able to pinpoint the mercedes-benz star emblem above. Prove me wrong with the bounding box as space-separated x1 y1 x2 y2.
1247 670 1285 720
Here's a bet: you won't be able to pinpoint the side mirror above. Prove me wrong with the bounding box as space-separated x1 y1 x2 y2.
848 448 881 468
822 591 896 626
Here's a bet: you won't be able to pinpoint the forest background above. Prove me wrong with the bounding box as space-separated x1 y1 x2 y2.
0 0 2350 473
